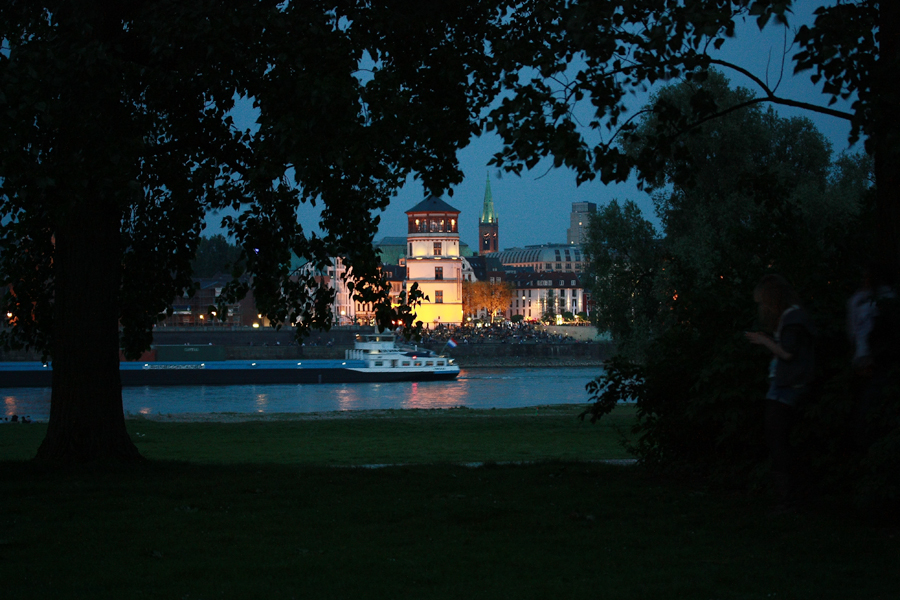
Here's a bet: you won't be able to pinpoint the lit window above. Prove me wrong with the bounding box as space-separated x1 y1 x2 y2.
433 242 442 256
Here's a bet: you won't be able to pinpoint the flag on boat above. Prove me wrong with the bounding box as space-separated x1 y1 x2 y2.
447 338 458 348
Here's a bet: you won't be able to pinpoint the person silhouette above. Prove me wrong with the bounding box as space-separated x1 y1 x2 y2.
745 274 815 510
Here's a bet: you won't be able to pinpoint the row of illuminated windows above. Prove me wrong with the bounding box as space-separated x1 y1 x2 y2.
372 360 446 367
408 217 458 233
543 263 581 271
407 242 450 256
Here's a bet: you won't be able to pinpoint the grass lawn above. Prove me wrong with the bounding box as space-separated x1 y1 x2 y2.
2 405 898 599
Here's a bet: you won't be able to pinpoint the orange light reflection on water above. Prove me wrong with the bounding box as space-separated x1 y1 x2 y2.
335 386 364 410
4 395 18 417
255 392 269 413
402 379 470 410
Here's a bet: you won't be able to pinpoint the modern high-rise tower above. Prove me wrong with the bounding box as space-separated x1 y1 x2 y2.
567 201 597 245
478 174 499 254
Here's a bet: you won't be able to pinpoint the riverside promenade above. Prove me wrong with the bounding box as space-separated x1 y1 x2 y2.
0 325 613 368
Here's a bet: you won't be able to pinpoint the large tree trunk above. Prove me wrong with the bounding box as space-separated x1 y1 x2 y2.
33 2 142 462
35 193 141 462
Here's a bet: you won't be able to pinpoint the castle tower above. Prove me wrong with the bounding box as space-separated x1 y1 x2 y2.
405 196 463 327
478 174 499 254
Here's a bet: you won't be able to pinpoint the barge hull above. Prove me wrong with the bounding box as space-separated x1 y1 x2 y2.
0 360 459 388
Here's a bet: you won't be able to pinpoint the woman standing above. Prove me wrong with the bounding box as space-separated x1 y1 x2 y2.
745 274 816 509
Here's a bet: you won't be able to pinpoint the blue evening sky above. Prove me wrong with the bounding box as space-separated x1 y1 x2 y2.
205 0 857 252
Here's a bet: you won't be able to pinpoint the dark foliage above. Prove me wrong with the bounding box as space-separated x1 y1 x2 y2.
190 235 244 279
581 72 898 502
0 0 516 461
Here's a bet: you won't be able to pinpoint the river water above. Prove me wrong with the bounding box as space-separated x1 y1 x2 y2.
2 367 604 420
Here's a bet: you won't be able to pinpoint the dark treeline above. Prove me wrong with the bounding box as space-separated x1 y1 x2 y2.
582 72 898 505
191 234 243 279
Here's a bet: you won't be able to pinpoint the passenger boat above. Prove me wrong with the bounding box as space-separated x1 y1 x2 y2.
0 332 460 387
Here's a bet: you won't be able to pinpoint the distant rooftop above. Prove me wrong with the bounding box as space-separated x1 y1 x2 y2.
488 244 583 266
406 195 461 214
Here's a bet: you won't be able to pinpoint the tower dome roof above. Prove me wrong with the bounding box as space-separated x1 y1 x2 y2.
406 195 460 214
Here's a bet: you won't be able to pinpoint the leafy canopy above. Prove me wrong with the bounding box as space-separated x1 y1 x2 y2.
0 1 513 359
583 73 876 487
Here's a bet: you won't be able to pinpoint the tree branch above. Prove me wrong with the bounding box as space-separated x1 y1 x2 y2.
708 58 853 122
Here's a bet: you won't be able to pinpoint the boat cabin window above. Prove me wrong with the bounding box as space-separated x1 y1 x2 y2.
359 334 394 343
402 361 410 366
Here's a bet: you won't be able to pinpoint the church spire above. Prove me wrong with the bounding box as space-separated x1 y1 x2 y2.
478 173 499 253
480 173 498 225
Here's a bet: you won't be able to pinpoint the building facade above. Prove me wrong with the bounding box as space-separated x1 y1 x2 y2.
567 201 596 245
159 275 262 328
405 196 464 327
505 272 585 321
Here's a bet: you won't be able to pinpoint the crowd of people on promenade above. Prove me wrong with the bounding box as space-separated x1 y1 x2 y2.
418 322 589 346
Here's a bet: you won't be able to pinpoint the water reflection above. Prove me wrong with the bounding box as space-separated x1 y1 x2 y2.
0 367 602 419
402 379 472 409
4 395 18 417
335 386 363 411
3 388 49 419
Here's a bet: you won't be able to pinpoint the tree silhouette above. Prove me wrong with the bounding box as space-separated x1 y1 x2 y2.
0 1 510 461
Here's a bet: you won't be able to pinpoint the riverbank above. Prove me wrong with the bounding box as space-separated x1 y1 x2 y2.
1 333 614 368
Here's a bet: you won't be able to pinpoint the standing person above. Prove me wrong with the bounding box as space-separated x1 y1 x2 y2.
745 274 816 510
847 264 882 374
847 263 898 447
